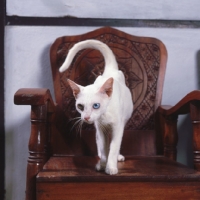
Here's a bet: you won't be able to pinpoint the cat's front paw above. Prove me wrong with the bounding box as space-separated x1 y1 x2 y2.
95 161 106 171
118 154 125 162
105 167 118 175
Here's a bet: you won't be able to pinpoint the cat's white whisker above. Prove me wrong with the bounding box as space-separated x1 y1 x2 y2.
70 118 82 133
75 119 82 137
78 121 83 137
68 116 81 123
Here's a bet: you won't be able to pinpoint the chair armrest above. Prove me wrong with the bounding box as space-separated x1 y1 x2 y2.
157 90 200 171
14 88 57 198
14 88 56 112
158 90 200 116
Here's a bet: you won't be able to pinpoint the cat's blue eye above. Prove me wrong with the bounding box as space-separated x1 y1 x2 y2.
93 103 100 109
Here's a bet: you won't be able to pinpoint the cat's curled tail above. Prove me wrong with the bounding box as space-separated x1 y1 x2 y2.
59 40 118 73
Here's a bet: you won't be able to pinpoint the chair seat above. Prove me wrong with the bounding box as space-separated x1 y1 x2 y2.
36 156 200 200
37 156 200 181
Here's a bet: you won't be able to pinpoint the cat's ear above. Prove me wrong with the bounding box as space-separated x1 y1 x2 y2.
99 77 113 97
67 79 82 99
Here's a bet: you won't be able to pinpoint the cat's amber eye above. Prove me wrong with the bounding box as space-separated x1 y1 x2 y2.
93 103 100 109
77 104 84 111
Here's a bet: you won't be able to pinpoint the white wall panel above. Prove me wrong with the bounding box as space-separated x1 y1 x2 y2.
6 0 200 20
5 26 200 200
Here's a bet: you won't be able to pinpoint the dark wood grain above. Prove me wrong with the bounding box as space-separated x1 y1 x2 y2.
190 102 200 171
37 181 200 200
14 88 56 112
163 115 178 160
25 105 49 200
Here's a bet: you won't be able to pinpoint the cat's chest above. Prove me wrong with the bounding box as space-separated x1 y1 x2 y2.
98 111 115 125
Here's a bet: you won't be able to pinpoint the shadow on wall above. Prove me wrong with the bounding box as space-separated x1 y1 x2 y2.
177 115 193 168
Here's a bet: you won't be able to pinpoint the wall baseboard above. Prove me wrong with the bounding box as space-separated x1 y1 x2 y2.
6 16 200 28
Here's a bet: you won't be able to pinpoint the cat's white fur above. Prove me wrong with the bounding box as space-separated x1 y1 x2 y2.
59 40 133 175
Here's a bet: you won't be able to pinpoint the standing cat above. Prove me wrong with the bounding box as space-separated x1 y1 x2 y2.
59 39 133 175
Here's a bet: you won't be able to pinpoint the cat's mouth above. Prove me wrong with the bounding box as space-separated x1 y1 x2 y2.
84 120 93 125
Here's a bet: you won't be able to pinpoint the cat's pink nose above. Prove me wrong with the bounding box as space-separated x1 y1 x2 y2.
84 116 90 121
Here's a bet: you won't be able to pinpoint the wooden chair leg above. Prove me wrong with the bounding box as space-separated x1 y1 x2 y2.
190 102 200 171
163 115 178 161
26 105 48 200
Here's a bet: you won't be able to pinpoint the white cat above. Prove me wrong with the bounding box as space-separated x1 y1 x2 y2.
59 39 133 175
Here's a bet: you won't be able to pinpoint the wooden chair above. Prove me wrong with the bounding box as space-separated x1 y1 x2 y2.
14 27 200 200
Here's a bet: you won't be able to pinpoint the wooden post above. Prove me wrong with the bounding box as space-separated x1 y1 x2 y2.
190 101 200 171
163 115 178 161
26 104 48 200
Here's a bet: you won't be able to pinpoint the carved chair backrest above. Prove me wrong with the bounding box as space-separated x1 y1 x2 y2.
50 27 167 156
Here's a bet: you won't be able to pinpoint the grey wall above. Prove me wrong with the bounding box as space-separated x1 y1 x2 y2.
5 1 200 200
6 0 200 19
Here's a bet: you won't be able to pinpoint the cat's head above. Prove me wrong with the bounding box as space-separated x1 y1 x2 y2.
67 78 113 124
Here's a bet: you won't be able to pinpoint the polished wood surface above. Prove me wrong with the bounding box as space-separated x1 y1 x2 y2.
38 156 200 182
36 156 200 200
37 182 200 200
14 27 200 200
